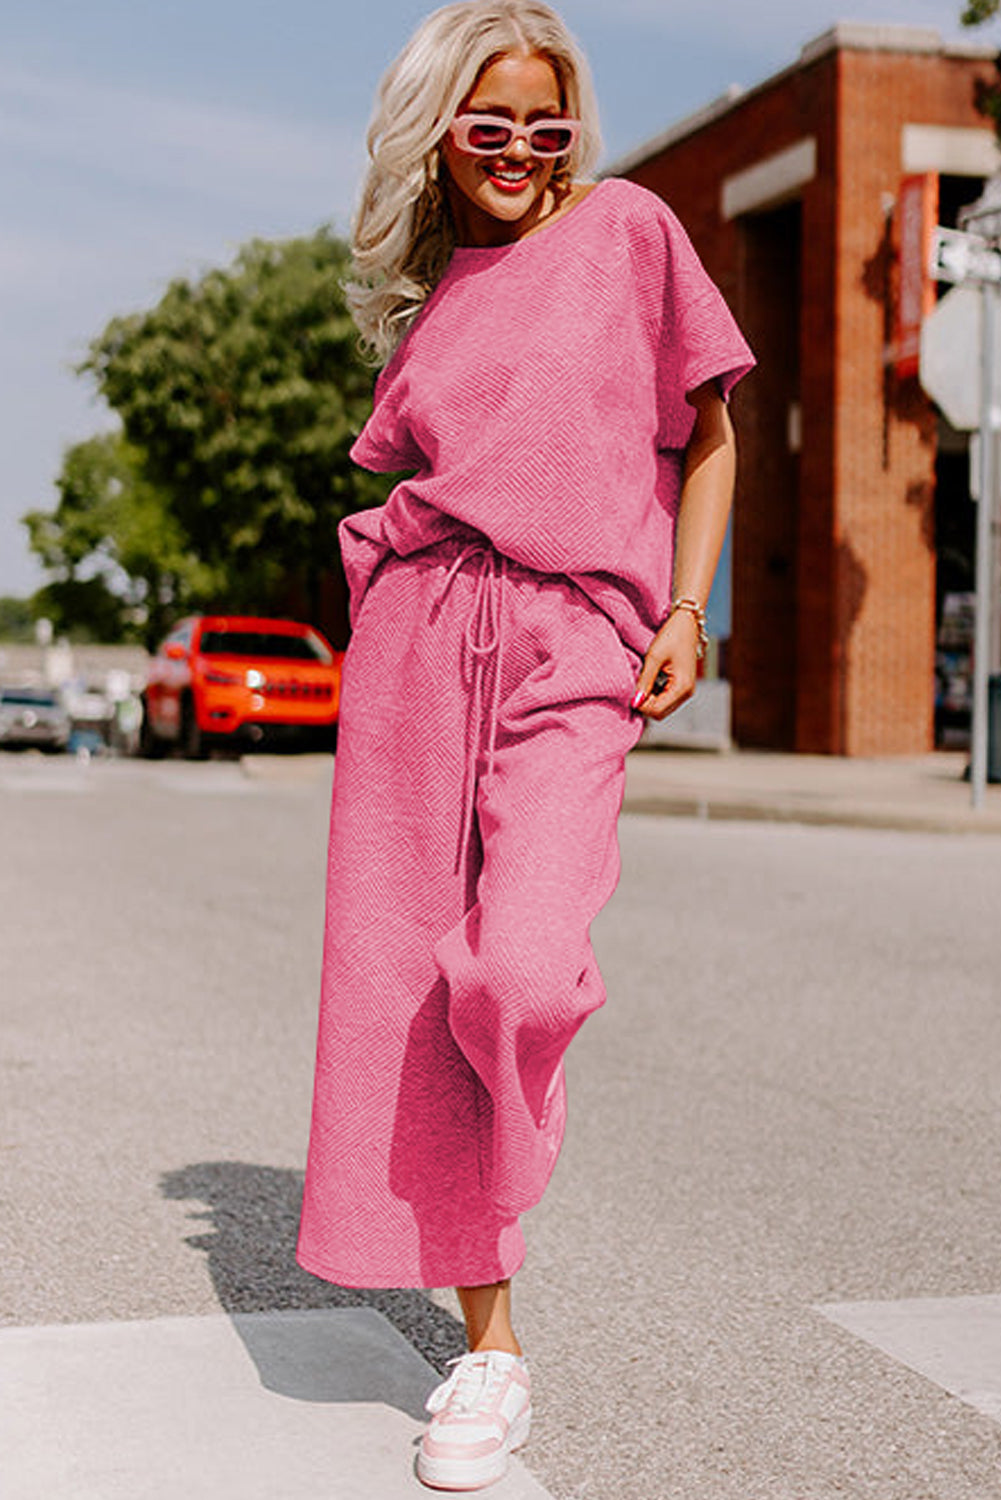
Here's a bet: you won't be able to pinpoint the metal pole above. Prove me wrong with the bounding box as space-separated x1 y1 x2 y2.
971 278 998 810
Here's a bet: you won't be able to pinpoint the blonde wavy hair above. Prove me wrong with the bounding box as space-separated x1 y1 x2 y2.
347 0 601 362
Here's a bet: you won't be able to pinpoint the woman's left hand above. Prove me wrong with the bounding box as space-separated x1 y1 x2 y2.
631 609 699 720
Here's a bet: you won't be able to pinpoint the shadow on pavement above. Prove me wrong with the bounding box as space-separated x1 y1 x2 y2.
160 1162 466 1402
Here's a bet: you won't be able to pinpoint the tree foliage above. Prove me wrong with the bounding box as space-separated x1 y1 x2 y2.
962 0 999 23
80 229 388 618
0 596 37 643
962 0 1001 138
23 431 220 646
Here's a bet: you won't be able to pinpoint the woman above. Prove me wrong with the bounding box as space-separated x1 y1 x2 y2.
298 1 753 1489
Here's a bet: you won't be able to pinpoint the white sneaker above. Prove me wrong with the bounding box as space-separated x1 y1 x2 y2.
416 1349 532 1491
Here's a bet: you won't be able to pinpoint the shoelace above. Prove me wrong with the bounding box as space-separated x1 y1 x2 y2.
435 543 508 877
426 1351 511 1415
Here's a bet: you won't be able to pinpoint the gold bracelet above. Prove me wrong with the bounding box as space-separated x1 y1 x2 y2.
667 596 709 659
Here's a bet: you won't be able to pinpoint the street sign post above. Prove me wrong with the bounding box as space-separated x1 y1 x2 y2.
923 212 1001 810
970 282 999 809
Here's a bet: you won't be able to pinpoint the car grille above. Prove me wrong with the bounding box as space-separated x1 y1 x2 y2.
260 678 333 701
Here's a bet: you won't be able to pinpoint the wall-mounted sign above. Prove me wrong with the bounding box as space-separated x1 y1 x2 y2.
931 226 1001 286
919 284 982 431
895 173 938 379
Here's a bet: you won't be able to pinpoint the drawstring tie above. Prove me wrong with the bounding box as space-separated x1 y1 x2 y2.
437 544 508 874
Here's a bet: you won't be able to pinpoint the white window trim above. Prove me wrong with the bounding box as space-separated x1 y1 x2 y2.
902 124 999 177
721 138 817 221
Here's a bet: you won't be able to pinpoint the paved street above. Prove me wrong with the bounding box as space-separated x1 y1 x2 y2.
2 752 1001 1499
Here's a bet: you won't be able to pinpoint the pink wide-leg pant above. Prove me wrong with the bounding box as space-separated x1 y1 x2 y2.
297 539 644 1289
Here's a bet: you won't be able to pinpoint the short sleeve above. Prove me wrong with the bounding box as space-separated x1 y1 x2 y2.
625 186 755 450
349 363 425 474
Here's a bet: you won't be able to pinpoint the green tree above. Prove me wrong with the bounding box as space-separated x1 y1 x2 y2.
963 0 1001 137
23 431 220 646
81 229 388 619
962 0 999 22
0 596 37 642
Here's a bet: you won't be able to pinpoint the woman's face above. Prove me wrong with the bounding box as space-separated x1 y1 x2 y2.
441 51 566 246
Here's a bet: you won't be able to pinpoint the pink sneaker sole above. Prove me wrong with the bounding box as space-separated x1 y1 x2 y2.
416 1406 532 1491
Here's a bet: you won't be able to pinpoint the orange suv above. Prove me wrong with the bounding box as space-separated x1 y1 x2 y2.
141 615 343 758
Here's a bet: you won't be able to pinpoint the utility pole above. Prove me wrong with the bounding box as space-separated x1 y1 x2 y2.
969 278 999 807
924 182 1001 808
960 179 1001 808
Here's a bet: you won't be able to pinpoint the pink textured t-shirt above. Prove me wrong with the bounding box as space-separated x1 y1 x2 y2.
343 177 754 654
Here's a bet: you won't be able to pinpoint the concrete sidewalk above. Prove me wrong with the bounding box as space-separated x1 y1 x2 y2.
0 1309 553 1500
239 744 1001 836
623 746 1001 836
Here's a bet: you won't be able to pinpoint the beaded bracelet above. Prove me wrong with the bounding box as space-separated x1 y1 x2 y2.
667 596 709 659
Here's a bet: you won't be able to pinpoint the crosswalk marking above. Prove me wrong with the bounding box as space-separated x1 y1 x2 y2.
818 1294 1001 1426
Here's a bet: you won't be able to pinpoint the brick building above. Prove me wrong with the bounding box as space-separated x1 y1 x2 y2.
615 24 998 754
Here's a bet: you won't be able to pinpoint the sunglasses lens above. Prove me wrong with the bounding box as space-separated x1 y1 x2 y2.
530 125 575 156
465 121 514 152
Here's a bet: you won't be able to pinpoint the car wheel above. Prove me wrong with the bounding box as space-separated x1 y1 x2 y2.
181 697 209 761
138 700 167 759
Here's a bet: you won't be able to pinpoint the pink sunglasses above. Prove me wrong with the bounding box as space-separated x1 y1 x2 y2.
449 114 581 159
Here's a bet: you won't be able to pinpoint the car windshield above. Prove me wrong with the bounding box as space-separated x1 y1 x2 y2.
198 630 332 663
1 688 59 707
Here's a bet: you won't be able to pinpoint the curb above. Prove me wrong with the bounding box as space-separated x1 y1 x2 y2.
621 791 1001 836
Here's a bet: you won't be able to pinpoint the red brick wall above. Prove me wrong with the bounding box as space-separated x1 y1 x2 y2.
792 60 840 754
832 50 979 754
625 41 994 753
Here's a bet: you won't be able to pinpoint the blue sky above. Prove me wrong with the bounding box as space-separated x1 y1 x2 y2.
0 0 981 596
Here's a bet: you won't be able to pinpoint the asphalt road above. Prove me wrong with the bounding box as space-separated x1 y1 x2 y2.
3 752 1001 1499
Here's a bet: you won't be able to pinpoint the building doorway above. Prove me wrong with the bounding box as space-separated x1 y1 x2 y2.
732 199 802 748
934 425 975 747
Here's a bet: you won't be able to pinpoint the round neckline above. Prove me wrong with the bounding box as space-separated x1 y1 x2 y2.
449 178 608 260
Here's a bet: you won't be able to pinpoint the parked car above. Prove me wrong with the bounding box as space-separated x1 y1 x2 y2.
140 616 343 759
0 686 71 752
63 680 116 755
